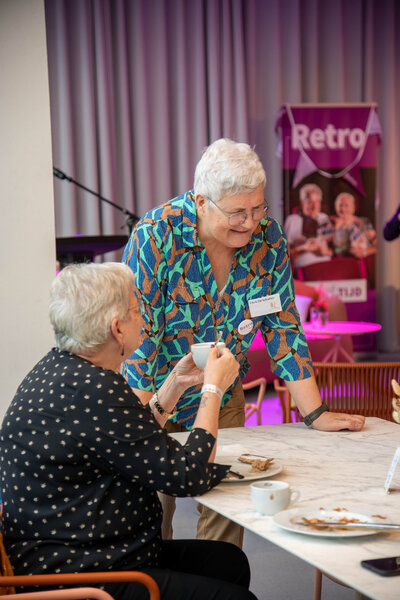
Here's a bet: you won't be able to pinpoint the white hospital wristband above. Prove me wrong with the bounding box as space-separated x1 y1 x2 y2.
200 384 223 401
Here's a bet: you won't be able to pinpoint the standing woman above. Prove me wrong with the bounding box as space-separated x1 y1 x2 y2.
123 138 365 546
0 262 257 600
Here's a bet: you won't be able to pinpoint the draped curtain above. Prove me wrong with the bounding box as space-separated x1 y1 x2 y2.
45 0 400 346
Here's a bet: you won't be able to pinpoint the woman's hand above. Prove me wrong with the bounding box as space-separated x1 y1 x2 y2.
191 347 239 449
203 346 240 394
311 411 365 432
173 353 204 390
286 377 365 432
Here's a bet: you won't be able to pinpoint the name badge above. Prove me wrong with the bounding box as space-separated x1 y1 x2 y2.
238 319 254 335
248 293 282 318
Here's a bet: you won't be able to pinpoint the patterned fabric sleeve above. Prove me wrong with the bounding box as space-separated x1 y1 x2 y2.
122 218 168 391
261 222 313 381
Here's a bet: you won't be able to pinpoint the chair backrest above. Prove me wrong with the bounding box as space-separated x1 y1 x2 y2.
313 361 400 421
0 529 160 599
5 588 116 600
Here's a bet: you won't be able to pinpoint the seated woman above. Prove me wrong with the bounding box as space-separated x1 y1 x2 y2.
332 192 376 258
0 262 256 600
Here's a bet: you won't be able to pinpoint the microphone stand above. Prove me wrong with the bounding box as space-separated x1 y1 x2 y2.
53 167 140 233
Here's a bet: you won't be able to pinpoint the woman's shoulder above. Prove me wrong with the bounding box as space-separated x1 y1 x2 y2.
134 192 197 253
138 192 192 226
261 216 287 241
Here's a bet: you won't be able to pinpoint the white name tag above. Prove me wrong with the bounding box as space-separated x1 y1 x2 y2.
384 446 400 494
248 294 282 318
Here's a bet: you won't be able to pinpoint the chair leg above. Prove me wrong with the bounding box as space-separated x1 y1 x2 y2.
243 378 266 426
273 379 291 423
313 568 322 600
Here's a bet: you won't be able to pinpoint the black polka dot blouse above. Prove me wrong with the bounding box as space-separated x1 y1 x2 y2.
0 349 228 575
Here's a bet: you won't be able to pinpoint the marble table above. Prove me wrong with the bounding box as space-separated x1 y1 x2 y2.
175 418 400 600
302 320 382 362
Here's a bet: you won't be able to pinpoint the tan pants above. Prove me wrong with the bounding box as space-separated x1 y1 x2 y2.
160 381 245 548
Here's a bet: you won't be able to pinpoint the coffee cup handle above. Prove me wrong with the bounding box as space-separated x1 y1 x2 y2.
290 490 300 504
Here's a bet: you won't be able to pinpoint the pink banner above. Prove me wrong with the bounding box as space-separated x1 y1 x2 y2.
275 103 381 196
275 103 381 353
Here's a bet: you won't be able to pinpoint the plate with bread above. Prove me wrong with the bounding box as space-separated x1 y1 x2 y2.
218 453 283 482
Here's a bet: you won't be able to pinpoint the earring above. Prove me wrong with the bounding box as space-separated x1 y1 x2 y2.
121 345 125 357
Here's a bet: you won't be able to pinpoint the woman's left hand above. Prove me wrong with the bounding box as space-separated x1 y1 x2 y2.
174 353 204 390
311 411 365 432
287 378 365 432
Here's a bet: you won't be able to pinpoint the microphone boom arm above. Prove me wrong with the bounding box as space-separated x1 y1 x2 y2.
53 167 139 233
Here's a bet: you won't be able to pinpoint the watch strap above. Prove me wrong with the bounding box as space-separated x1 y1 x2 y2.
303 403 329 426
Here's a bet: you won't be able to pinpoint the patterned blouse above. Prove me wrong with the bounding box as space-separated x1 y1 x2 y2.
0 349 228 575
122 191 313 429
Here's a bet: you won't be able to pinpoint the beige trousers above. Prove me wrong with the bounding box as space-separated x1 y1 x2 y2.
159 381 245 547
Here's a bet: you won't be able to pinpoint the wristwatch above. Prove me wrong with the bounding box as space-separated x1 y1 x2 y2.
303 403 329 427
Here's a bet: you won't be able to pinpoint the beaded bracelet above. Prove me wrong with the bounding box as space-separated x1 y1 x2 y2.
200 384 223 401
151 392 177 419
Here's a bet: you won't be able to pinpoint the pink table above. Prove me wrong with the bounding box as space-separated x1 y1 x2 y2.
302 320 381 362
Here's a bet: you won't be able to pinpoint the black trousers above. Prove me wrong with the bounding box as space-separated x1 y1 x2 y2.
105 539 258 600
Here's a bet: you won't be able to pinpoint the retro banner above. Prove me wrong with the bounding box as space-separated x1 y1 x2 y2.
275 103 382 351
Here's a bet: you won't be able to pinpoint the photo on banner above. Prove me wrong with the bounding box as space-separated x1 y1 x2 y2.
275 103 381 351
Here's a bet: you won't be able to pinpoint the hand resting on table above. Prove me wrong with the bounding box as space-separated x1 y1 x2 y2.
311 411 365 432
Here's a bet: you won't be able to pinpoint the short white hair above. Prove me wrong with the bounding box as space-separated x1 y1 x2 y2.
193 138 266 203
49 262 135 355
335 192 356 211
299 183 322 203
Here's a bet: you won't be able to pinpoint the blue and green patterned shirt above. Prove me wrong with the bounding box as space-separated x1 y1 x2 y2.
122 191 312 428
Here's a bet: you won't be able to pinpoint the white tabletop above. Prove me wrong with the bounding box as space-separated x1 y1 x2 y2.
173 418 400 600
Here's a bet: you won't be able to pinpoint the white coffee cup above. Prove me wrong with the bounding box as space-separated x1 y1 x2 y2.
190 342 225 369
250 480 300 516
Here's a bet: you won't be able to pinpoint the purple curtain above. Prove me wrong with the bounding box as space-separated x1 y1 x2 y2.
45 0 400 250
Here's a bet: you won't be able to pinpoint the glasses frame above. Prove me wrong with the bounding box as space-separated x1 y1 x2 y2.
129 297 146 316
207 197 268 226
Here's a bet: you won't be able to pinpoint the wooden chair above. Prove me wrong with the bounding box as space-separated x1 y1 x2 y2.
243 377 267 425
0 532 160 600
272 378 300 423
274 361 400 424
4 589 116 600
313 361 400 421
0 571 160 600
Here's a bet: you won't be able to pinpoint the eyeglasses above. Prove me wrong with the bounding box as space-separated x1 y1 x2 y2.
129 297 146 316
138 298 145 316
207 197 268 226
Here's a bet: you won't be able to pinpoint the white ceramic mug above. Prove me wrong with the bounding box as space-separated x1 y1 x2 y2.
190 342 225 369
250 480 300 516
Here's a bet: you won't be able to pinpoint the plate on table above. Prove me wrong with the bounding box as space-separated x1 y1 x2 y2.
217 455 283 483
273 506 391 538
